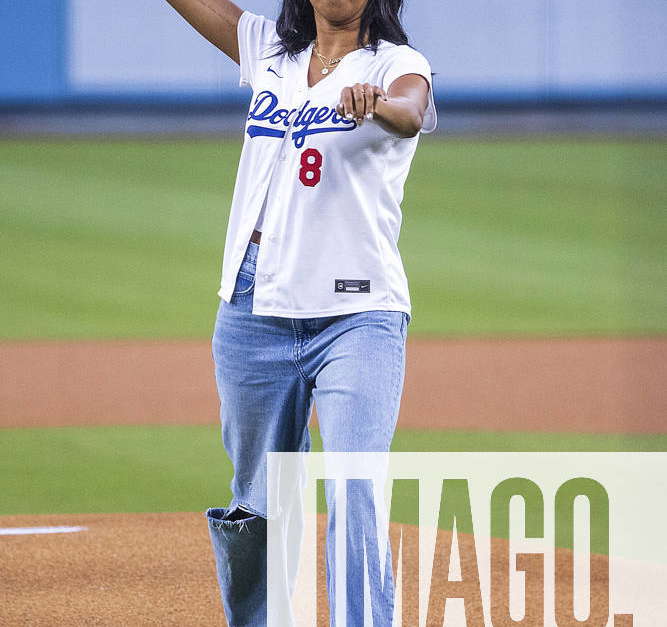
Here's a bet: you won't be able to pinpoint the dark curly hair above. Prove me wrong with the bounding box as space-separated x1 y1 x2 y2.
272 0 409 59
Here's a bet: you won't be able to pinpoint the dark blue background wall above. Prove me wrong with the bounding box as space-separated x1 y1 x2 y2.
1 1 68 103
2 1 666 108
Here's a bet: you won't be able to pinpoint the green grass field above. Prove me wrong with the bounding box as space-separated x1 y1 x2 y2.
2 138 665 339
3 425 666 517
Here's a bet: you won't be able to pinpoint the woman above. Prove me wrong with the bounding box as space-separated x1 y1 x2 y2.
166 0 436 624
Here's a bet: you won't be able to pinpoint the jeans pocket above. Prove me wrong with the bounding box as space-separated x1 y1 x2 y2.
232 270 255 296
401 311 411 338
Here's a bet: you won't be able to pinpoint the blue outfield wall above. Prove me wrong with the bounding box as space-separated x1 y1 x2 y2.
2 0 666 109
0 1 68 103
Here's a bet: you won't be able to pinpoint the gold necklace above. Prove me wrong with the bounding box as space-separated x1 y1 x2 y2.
313 42 345 75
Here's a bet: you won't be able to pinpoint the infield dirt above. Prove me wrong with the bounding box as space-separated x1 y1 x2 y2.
1 336 665 432
1 511 615 626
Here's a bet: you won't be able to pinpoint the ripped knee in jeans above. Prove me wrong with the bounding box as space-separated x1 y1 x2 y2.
224 507 256 522
206 506 266 535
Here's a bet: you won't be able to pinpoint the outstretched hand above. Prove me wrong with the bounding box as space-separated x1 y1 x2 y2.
336 83 388 124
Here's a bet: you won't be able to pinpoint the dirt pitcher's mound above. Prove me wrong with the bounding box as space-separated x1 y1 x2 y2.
0 512 224 626
1 512 615 626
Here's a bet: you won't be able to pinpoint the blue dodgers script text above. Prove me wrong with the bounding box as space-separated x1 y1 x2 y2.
247 91 357 149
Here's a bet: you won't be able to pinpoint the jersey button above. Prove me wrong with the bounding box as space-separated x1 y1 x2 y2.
269 234 279 243
263 272 274 281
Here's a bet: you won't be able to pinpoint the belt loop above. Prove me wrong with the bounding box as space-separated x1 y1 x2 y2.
245 240 259 265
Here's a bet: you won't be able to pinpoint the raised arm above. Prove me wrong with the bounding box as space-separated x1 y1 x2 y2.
165 0 243 63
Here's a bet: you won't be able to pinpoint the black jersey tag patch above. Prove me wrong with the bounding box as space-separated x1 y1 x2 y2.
335 279 371 294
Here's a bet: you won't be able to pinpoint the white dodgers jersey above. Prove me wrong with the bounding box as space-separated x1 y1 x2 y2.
218 11 437 318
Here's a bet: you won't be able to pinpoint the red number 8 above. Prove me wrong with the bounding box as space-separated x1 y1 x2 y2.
299 148 323 187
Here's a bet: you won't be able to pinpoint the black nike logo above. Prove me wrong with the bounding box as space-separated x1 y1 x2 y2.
267 66 283 79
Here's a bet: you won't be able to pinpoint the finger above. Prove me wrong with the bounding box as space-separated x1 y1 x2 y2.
352 84 366 121
339 87 354 120
363 83 375 119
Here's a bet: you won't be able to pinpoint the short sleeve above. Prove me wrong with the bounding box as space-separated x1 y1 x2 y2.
381 47 437 134
237 11 278 89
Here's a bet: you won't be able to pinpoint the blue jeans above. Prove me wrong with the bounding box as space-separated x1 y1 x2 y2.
207 241 408 626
